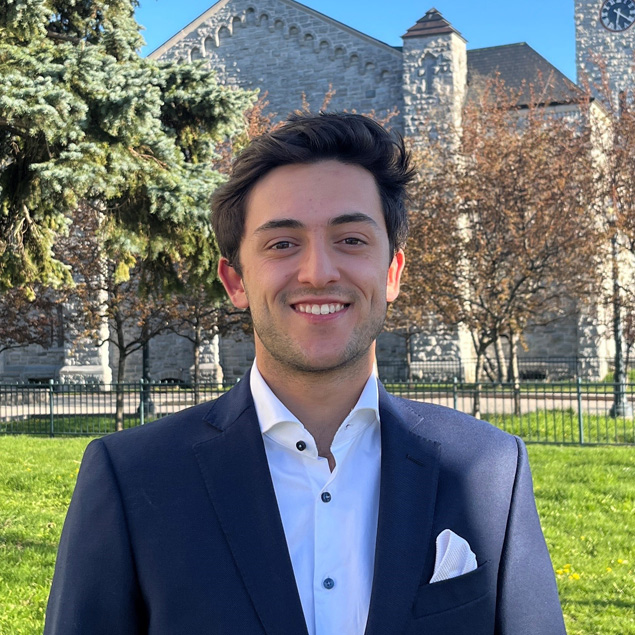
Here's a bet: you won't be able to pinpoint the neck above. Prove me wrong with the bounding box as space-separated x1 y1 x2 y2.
255 352 375 459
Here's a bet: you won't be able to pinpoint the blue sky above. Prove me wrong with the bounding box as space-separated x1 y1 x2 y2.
136 0 576 81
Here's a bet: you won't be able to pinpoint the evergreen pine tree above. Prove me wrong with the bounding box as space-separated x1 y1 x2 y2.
0 0 254 292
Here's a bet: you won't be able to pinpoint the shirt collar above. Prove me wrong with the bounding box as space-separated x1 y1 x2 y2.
249 360 380 452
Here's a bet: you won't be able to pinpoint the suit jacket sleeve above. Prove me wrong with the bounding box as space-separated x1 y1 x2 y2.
496 437 566 634
44 439 147 635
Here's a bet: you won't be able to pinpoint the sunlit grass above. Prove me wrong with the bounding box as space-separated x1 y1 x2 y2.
528 445 635 635
0 436 92 634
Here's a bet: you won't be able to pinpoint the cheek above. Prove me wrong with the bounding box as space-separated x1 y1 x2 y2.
363 273 393 302
245 267 293 303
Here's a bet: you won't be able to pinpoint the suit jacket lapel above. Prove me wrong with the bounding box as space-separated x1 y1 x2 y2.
193 375 308 635
365 388 441 635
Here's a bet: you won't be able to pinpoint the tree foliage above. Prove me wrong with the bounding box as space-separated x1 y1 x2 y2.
0 285 61 355
164 95 278 386
589 62 635 305
398 78 600 395
0 0 254 293
585 59 635 401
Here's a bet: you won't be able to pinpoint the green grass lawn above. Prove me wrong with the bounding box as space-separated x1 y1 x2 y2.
0 436 89 634
0 437 633 634
529 444 635 635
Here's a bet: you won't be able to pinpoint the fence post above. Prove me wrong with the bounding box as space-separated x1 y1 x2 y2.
49 379 55 437
453 377 458 411
139 379 145 426
577 377 584 445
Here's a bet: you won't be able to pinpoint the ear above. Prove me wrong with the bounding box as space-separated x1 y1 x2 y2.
218 258 249 309
386 249 405 303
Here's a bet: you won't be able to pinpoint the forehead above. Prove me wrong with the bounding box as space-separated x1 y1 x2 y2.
243 160 386 234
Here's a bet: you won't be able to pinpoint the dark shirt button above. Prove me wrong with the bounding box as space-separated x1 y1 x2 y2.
321 492 332 503
296 440 307 451
323 577 335 590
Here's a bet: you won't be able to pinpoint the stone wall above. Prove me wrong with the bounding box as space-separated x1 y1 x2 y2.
576 304 611 380
109 329 223 384
402 31 467 140
220 333 255 382
0 345 65 382
57 294 112 385
376 323 469 382
153 0 404 129
575 0 635 99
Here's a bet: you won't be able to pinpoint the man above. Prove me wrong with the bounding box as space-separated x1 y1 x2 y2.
45 113 566 635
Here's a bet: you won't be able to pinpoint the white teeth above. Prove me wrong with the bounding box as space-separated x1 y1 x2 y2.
296 303 345 314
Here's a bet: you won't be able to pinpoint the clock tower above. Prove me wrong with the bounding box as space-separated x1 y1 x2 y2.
576 0 635 101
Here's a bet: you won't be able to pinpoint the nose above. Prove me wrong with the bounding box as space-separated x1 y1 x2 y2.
297 241 340 288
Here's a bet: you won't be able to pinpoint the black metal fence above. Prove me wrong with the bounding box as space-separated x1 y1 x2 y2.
0 381 228 436
377 356 625 383
377 359 464 382
1 379 634 445
388 379 635 445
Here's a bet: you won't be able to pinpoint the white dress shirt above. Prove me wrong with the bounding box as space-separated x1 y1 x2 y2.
250 361 381 635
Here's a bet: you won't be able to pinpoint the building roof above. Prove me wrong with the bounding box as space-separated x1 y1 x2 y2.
467 43 583 106
403 8 465 41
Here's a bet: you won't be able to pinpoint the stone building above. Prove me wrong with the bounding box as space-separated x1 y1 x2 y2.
2 0 633 383
576 0 635 99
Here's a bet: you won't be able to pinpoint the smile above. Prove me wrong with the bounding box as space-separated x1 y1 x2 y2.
293 303 348 315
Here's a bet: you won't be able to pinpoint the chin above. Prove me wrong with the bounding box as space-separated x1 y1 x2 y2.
288 350 373 375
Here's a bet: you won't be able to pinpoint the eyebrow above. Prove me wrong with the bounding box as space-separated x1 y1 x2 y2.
254 218 304 234
254 213 380 234
329 213 380 229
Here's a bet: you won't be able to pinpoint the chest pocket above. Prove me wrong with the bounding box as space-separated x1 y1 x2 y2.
408 560 494 634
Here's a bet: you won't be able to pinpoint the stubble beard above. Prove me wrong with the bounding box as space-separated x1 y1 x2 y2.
249 294 388 378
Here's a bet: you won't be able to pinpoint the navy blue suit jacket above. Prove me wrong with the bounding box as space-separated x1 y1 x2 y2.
45 374 566 634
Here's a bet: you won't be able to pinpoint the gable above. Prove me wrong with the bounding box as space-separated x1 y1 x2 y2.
150 0 404 126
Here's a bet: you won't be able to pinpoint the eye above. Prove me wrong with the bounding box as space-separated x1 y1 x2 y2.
341 237 366 246
270 240 294 250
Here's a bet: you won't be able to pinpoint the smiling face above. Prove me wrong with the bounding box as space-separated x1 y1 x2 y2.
218 160 404 380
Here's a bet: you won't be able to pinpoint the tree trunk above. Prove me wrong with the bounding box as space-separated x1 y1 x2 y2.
473 349 483 419
193 323 201 404
494 334 507 384
610 232 631 417
115 317 127 432
115 350 126 432
405 328 413 383
140 323 153 418
509 331 521 416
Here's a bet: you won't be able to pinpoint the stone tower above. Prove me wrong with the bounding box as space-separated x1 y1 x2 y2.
575 0 635 100
401 9 467 143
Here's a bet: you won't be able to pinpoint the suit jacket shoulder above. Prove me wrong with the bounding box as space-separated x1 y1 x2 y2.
379 389 520 476
384 390 514 442
95 376 256 468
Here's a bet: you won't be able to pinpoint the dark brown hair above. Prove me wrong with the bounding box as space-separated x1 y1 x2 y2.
211 112 415 272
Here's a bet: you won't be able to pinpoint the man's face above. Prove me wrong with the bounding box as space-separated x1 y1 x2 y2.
218 160 404 378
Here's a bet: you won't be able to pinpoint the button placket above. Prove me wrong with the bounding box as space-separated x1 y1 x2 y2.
315 461 338 611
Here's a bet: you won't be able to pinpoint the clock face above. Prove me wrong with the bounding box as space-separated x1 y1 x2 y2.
600 0 635 31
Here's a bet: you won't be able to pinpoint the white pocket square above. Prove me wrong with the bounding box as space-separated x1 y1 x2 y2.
429 529 477 584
